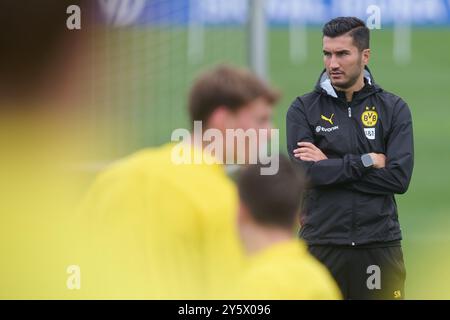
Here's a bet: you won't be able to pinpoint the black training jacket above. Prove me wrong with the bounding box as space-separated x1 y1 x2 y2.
286 67 414 246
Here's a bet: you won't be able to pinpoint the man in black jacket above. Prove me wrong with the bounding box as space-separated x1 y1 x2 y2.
286 17 414 299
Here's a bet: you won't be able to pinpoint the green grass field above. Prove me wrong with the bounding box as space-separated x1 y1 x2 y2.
89 27 450 299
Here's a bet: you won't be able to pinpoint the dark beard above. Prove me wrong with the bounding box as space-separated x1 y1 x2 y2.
331 71 361 90
331 54 364 90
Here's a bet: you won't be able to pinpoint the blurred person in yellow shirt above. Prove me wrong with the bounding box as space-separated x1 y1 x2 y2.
0 1 98 298
236 156 342 300
76 65 280 299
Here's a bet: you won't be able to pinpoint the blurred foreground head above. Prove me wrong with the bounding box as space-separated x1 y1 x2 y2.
0 0 93 111
189 64 280 130
237 155 305 254
187 64 280 164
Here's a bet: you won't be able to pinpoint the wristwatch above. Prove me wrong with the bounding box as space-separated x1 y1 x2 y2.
361 153 374 168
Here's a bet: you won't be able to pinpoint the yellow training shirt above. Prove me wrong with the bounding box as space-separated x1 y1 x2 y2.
237 239 342 300
74 143 244 299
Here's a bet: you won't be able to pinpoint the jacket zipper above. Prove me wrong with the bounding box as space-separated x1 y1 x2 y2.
347 102 356 246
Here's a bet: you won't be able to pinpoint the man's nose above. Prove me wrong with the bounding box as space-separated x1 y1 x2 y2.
329 55 339 69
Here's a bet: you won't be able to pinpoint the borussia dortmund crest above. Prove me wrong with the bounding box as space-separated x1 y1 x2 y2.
361 106 378 127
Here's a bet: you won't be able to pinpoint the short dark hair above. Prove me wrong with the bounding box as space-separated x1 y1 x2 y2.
188 64 280 125
237 155 305 229
322 17 370 51
0 0 93 106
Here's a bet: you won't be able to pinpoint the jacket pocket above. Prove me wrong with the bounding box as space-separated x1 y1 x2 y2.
355 193 387 234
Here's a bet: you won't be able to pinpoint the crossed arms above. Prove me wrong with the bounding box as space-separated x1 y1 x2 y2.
286 98 414 195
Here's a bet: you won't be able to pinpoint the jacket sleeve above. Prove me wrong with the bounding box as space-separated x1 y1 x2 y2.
347 98 414 195
286 97 370 187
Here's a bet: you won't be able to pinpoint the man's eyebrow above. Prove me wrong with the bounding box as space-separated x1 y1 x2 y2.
323 49 351 54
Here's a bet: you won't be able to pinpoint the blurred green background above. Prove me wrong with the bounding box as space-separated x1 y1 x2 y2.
85 27 450 299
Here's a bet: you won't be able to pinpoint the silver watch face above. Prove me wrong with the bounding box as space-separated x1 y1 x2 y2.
362 154 373 167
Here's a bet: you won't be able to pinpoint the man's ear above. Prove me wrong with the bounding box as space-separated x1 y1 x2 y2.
238 201 252 225
362 48 371 66
207 106 230 131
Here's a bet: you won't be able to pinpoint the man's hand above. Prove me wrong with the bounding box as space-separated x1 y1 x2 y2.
369 153 386 169
293 142 328 162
